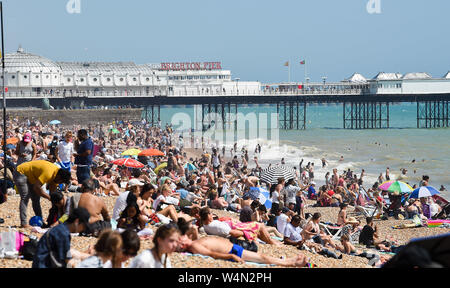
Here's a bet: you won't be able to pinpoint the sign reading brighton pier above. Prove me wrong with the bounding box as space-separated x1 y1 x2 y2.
160 62 222 71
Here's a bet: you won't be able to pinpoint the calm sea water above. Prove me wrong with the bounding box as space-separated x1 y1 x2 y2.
146 103 450 197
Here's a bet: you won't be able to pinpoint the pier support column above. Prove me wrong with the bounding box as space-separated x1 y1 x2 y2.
144 105 160 127
277 101 306 130
343 102 389 129
417 100 449 128
200 103 237 131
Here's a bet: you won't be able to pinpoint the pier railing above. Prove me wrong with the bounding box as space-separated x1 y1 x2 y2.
4 87 369 99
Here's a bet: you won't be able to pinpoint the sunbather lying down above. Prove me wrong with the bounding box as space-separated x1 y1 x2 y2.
177 235 308 267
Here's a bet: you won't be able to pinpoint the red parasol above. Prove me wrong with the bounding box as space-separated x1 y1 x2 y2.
112 158 145 168
138 148 165 157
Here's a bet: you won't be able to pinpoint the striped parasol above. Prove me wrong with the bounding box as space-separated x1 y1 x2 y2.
409 186 440 199
259 165 296 185
379 180 413 194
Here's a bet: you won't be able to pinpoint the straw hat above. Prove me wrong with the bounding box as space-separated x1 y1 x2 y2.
347 217 359 224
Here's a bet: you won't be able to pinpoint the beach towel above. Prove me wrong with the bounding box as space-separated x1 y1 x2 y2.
222 219 260 241
182 252 275 267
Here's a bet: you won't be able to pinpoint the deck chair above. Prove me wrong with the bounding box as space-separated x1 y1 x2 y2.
319 223 344 241
343 187 356 205
354 205 378 218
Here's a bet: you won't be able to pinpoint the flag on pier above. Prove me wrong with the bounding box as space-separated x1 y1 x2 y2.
300 60 306 65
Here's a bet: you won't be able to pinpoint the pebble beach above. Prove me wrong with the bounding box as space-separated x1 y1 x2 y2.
1 194 449 268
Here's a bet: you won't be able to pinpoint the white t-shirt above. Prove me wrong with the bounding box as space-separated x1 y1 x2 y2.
284 223 303 242
129 249 171 268
153 195 166 211
276 213 289 236
284 185 300 205
57 141 74 163
430 203 440 217
165 196 179 206
203 220 231 237
271 191 280 204
112 191 130 221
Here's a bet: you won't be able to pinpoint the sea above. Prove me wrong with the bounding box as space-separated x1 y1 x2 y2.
146 102 450 198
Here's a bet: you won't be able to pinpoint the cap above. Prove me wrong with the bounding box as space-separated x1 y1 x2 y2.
128 178 144 187
23 133 32 143
282 207 290 213
310 181 316 185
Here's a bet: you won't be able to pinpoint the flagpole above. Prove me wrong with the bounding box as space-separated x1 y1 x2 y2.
288 62 291 83
304 61 307 83
1 1 6 197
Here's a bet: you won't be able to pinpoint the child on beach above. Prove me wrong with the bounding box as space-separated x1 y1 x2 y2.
129 224 180 268
118 202 145 231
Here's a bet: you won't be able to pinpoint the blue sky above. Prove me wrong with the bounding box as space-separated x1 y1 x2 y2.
3 0 450 83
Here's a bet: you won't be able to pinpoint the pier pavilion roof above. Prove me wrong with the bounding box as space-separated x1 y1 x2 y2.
57 61 154 75
444 72 450 79
346 73 367 83
5 46 61 74
403 72 432 80
373 72 403 80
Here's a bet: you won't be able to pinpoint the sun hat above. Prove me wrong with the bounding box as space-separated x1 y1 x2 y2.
128 178 144 187
347 217 359 224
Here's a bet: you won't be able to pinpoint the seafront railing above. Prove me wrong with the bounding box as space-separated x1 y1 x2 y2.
4 88 368 98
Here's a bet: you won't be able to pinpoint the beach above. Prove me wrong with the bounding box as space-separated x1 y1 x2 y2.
1 194 448 268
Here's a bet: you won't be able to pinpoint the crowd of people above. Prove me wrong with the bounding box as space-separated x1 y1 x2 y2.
0 115 448 268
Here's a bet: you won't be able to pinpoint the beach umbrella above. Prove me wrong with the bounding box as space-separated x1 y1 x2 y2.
49 120 61 125
154 162 168 174
139 148 165 157
259 165 296 185
379 180 413 194
121 148 141 156
184 163 197 171
246 187 272 209
257 190 273 210
4 137 19 145
112 158 145 168
409 186 440 199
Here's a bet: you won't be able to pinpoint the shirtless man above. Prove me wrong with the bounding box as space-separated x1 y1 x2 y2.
177 234 308 267
77 179 111 235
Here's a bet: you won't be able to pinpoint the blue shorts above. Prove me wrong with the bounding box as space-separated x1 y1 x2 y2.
229 244 244 261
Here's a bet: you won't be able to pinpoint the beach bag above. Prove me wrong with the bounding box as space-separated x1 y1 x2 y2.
229 236 258 252
20 238 38 261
